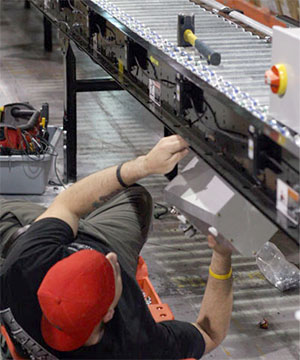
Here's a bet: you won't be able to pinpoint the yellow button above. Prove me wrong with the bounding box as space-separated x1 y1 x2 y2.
265 63 287 96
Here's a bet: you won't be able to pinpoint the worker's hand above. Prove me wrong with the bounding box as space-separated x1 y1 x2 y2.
207 235 233 258
143 135 189 175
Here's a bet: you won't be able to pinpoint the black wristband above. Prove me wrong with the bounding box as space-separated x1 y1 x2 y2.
116 163 128 188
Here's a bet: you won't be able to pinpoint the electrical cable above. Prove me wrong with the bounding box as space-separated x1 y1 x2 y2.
160 79 176 88
22 131 46 161
67 0 84 15
48 151 66 189
18 130 65 188
146 58 158 80
189 99 208 126
134 56 157 80
190 96 248 143
20 132 32 154
23 133 65 188
133 56 176 89
203 97 248 142
32 135 66 188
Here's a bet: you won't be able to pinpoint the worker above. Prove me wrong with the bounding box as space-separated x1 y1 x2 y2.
0 134 233 360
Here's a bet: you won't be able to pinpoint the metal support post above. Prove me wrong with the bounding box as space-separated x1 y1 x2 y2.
62 40 122 183
63 41 77 183
164 127 178 180
24 0 30 9
43 16 52 52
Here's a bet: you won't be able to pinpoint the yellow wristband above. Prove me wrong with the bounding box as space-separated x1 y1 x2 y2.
209 266 232 280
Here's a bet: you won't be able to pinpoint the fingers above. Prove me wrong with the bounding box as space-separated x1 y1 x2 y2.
207 234 233 256
161 135 189 154
169 148 189 166
161 150 188 174
146 135 189 175
207 234 217 249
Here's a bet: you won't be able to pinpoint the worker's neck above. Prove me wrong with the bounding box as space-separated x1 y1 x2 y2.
84 322 105 346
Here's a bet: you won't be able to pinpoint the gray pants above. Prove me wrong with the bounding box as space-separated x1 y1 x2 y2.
0 185 153 275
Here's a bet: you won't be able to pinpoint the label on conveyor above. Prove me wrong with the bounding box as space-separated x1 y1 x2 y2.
44 0 51 8
149 79 161 107
276 179 300 225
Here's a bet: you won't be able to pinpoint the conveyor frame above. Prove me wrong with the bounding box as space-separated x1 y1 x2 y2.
28 0 299 244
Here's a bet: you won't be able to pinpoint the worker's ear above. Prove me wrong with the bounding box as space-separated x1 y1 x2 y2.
103 308 115 323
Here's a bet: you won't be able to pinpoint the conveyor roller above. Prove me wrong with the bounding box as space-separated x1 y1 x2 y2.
94 0 272 122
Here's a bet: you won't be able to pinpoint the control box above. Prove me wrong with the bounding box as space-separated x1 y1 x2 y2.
267 26 300 134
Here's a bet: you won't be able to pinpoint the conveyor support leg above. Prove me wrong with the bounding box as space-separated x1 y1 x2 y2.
63 42 122 183
43 16 52 52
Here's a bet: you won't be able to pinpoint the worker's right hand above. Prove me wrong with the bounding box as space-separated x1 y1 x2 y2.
207 234 232 258
143 135 189 175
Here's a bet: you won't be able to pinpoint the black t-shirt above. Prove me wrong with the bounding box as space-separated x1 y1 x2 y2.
0 218 205 359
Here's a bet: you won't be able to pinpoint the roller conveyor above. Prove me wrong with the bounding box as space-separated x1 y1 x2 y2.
93 0 272 117
27 0 299 244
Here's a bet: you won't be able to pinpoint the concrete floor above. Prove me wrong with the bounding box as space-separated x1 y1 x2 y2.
0 1 299 359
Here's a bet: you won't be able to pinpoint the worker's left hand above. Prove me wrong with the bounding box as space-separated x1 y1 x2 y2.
143 135 189 175
207 234 233 258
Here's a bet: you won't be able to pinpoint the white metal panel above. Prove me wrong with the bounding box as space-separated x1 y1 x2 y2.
269 26 300 133
165 156 278 256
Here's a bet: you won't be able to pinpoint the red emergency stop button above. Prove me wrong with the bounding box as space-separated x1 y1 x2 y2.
265 64 287 96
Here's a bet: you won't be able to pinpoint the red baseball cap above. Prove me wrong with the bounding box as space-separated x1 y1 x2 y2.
37 249 115 351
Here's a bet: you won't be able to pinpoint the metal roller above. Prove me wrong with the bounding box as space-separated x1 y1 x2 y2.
94 0 273 119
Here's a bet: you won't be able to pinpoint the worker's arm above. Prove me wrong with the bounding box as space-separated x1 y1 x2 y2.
35 135 189 236
192 235 233 354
